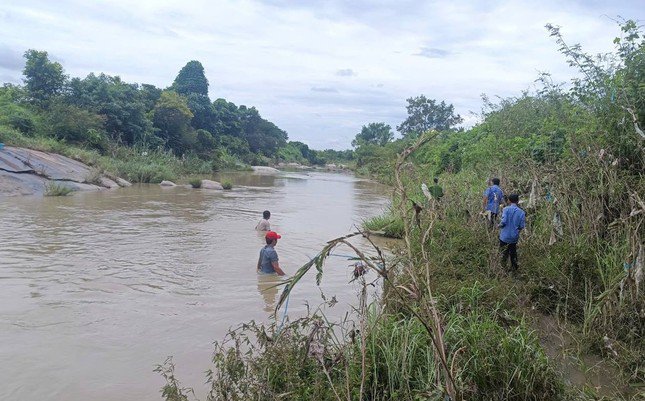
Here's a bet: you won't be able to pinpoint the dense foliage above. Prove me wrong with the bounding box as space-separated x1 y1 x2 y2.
157 20 643 401
0 52 344 180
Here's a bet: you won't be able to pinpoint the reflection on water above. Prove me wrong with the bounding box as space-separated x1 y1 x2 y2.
256 273 281 313
0 171 390 401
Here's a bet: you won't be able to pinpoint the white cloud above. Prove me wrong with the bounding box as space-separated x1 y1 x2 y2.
0 0 642 149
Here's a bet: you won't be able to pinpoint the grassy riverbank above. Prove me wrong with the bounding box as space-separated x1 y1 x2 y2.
156 20 642 401
0 126 247 183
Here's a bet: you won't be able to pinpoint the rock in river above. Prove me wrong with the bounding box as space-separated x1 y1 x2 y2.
159 180 177 187
251 166 280 175
0 146 128 196
201 179 223 190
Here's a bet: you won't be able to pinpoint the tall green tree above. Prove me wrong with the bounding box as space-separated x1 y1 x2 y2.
152 91 193 153
212 98 241 137
22 49 67 104
238 105 288 157
171 61 209 97
186 93 214 131
352 122 394 147
66 73 151 145
397 95 463 137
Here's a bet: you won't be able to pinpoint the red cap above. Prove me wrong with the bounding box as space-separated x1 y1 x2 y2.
266 231 281 240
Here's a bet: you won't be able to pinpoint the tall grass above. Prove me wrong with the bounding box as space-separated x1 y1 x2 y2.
363 213 404 238
44 182 73 196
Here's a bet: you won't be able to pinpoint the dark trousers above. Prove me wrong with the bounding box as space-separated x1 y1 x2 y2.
488 212 498 229
499 240 518 270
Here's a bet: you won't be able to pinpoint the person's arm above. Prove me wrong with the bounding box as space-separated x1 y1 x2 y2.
499 208 507 228
518 212 526 231
482 189 488 210
256 253 262 271
271 261 285 276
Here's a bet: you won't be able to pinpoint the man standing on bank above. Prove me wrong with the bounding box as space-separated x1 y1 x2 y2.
498 193 526 272
483 178 504 229
257 231 286 276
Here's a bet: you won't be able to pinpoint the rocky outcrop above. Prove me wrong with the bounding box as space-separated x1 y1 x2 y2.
0 146 129 196
251 166 280 175
201 179 223 190
159 180 177 187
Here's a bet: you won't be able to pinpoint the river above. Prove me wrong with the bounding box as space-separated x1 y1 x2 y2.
0 171 390 401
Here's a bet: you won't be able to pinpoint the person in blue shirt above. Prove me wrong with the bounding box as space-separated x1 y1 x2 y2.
257 231 286 276
483 177 504 229
498 193 526 271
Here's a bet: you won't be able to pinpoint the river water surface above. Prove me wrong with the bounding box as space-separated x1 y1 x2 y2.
0 171 389 401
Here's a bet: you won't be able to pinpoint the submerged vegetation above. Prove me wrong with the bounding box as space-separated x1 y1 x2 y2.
157 20 643 401
222 180 233 190
189 178 202 189
44 182 74 196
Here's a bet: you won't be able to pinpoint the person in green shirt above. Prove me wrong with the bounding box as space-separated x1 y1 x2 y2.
429 177 444 200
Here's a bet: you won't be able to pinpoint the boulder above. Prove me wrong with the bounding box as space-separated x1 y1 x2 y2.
159 180 177 187
115 177 132 187
0 169 48 196
99 177 120 189
0 146 130 196
252 166 280 175
201 179 223 190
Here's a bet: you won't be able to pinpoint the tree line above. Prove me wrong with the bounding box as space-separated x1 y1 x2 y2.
1 51 351 167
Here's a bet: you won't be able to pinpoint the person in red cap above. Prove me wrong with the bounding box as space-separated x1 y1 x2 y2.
256 231 285 275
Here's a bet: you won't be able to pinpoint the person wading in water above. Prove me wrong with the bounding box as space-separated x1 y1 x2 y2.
255 210 271 231
257 231 285 276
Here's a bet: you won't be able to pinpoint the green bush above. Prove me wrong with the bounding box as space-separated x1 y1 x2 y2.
363 212 404 238
189 178 201 188
44 182 73 196
222 180 233 190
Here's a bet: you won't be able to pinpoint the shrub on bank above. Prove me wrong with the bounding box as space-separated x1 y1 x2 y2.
44 182 73 196
189 178 202 188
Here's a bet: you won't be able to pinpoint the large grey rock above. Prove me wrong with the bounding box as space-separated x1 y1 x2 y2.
159 180 176 187
201 179 223 190
0 146 130 196
115 177 132 187
0 169 48 196
99 177 120 189
251 166 280 175
4 147 92 182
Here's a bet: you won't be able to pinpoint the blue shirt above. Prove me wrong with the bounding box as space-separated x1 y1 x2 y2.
499 204 526 243
258 245 279 274
484 185 504 213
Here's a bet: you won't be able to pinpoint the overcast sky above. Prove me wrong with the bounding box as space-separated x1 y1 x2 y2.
0 1 642 149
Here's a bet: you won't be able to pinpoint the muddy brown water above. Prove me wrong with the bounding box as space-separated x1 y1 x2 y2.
0 171 391 401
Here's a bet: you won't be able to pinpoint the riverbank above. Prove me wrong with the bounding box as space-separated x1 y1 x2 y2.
158 136 642 401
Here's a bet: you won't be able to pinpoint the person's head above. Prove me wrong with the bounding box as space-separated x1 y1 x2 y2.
265 231 281 245
492 178 500 186
508 193 519 204
433 177 439 184
263 210 271 220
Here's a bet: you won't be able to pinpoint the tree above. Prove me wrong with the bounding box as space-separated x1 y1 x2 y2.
140 84 162 112
66 73 152 145
397 95 463 137
186 93 214 131
352 122 393 147
152 91 193 153
212 98 241 137
22 50 67 104
238 106 288 156
171 61 209 97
